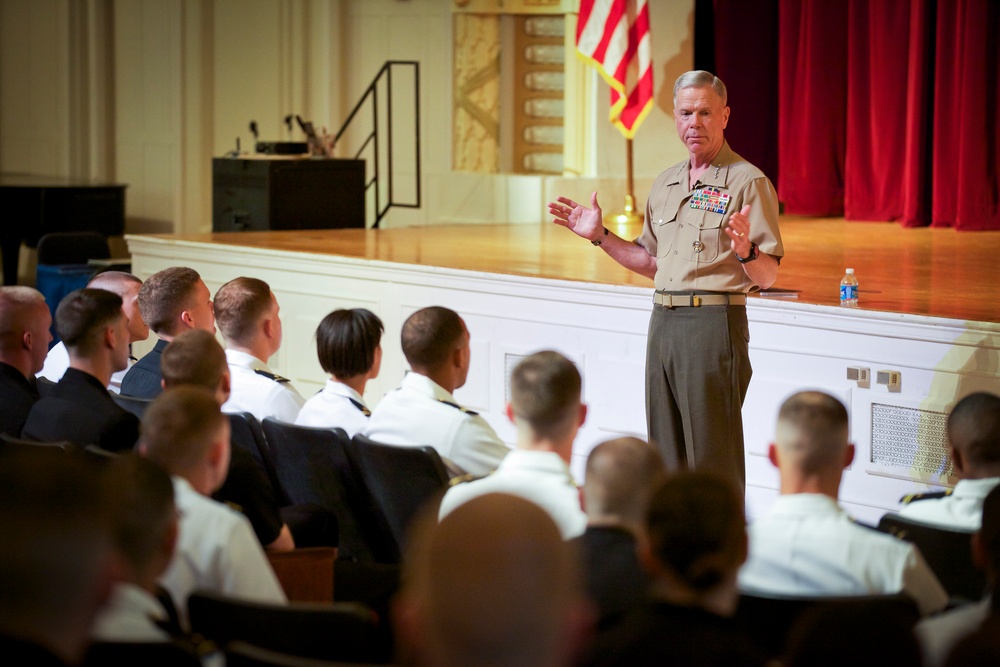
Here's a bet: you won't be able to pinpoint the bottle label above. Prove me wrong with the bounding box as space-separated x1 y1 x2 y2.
840 285 858 301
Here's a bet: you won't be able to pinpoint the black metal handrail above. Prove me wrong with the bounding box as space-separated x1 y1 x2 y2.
334 61 421 229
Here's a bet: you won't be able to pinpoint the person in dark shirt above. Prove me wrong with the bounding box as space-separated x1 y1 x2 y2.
0 286 51 437
22 289 138 452
581 472 764 667
574 436 666 629
120 267 216 399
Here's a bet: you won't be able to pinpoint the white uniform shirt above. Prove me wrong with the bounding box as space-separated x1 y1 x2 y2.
364 372 510 477
898 477 1000 531
295 379 370 437
90 582 172 643
738 493 948 616
159 477 286 627
438 450 587 539
222 349 305 424
37 340 132 393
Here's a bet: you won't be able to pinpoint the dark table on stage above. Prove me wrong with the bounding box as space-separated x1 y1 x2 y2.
0 173 126 285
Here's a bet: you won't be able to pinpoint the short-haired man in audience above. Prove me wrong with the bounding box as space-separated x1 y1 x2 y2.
0 286 51 437
916 484 1000 667
121 267 215 399
738 390 948 616
365 306 509 477
0 448 117 666
90 453 182 644
213 277 304 423
38 271 148 393
438 350 586 538
22 288 139 452
139 386 286 626
395 493 592 667
296 308 383 436
898 391 1000 531
575 436 667 629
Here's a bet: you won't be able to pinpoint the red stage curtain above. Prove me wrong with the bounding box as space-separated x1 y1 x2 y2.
776 0 847 216
740 0 1000 229
929 0 1000 230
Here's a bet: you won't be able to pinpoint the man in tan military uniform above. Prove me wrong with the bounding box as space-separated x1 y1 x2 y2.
549 70 783 487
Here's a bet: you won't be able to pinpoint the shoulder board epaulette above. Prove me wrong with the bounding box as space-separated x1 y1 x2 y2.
899 489 953 505
437 398 478 416
254 369 290 383
348 397 372 416
222 500 245 514
448 473 487 487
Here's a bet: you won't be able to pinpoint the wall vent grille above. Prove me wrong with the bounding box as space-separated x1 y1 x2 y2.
870 402 952 477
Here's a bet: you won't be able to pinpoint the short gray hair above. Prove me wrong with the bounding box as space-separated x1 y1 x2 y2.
673 70 728 106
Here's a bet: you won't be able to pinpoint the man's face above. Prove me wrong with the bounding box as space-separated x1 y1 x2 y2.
674 85 730 165
111 313 131 373
187 280 216 334
121 282 150 344
29 304 53 374
455 321 472 390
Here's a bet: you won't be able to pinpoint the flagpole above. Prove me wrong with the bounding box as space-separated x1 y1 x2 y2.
612 138 642 228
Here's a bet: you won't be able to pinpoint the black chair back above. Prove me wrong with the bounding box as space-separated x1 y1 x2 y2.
83 641 203 667
112 391 153 419
187 590 381 663
35 375 57 397
228 412 290 506
735 591 920 661
345 435 450 563
877 513 986 602
0 432 76 453
261 419 387 563
224 641 388 667
36 231 111 265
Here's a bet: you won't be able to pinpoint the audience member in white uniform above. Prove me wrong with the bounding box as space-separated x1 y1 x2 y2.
214 277 304 423
898 391 1000 531
916 483 1000 667
296 308 383 436
364 306 509 477
90 453 180 644
139 386 287 627
121 267 216 399
394 493 592 667
38 271 149 393
738 390 948 616
439 350 587 539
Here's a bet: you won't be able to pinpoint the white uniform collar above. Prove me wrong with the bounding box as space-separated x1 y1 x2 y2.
323 378 366 405
400 371 456 403
226 349 270 372
769 493 845 517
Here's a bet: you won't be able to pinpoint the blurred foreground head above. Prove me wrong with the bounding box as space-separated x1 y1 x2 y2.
396 493 592 667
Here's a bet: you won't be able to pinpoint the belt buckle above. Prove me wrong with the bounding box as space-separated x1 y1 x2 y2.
692 295 701 307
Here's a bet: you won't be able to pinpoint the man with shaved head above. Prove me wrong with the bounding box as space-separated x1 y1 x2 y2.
576 437 667 628
738 390 948 616
394 493 592 667
37 270 148 393
0 286 51 436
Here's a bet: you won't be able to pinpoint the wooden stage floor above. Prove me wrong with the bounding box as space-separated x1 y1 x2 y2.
167 216 1000 325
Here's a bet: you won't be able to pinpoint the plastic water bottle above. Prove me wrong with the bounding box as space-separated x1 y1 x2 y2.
840 268 859 307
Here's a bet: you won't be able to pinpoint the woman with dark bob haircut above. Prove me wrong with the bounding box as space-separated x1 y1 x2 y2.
295 308 383 436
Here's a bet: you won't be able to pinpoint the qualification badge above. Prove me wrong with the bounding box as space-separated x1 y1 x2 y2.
689 187 731 214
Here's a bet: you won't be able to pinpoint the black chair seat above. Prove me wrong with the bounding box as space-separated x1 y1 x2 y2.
261 419 389 563
227 412 290 506
187 590 382 663
344 435 450 563
877 513 985 602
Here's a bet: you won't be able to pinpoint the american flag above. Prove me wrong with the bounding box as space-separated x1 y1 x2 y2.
575 0 654 139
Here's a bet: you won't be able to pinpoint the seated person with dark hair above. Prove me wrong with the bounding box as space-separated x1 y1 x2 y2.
0 449 117 666
161 329 336 551
22 288 139 452
898 391 1000 531
581 472 764 667
0 286 51 437
575 436 666 629
296 308 383 436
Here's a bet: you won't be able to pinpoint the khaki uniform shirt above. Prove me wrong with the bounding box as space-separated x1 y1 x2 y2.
639 141 784 293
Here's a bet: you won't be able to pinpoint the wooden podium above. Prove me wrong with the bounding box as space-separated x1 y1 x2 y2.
212 156 365 232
